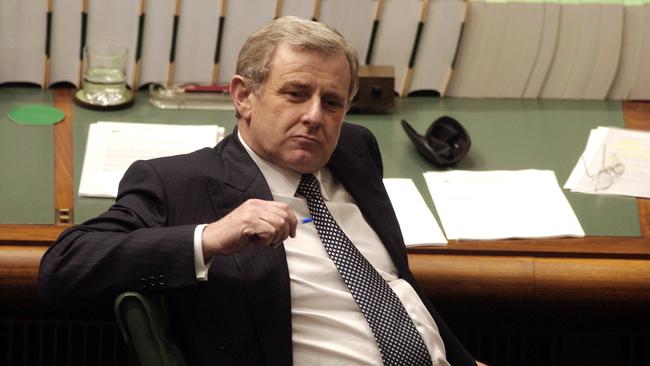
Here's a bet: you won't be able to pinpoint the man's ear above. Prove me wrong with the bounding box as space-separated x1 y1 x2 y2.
230 75 253 120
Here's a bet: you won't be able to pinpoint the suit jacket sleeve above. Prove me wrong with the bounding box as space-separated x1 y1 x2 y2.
39 159 198 307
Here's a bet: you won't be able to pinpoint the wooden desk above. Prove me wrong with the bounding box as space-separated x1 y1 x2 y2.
1 89 649 309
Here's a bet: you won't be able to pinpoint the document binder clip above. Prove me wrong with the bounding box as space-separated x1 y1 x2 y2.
401 116 471 168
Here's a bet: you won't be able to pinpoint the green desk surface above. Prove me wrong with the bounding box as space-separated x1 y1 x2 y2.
74 95 640 237
0 88 54 224
348 98 639 237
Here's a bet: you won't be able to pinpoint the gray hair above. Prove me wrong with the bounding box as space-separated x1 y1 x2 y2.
235 16 359 102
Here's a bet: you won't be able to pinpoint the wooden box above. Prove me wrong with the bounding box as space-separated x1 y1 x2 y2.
350 65 395 114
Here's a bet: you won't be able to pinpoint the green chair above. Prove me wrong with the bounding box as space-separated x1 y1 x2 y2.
114 292 188 366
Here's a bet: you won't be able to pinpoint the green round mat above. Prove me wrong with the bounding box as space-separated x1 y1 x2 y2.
7 104 65 126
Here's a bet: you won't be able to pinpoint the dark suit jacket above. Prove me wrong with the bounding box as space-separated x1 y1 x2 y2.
39 123 475 366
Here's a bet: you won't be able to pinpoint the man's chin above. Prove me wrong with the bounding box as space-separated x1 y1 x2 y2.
281 152 327 174
290 160 324 174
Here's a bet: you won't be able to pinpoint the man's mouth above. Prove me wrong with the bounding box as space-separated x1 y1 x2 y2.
292 135 320 144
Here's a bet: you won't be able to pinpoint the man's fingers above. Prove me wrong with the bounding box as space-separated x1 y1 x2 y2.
203 199 298 257
242 200 297 246
252 212 295 245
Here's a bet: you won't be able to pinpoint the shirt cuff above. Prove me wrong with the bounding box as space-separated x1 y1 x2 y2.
194 224 212 281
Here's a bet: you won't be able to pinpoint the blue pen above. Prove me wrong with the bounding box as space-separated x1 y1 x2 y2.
300 217 313 224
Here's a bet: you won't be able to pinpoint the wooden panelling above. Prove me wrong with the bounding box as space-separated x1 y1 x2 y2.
409 254 534 302
411 254 650 306
535 257 650 305
0 245 46 304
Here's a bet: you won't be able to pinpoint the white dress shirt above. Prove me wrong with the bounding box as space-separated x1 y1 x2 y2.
194 133 449 365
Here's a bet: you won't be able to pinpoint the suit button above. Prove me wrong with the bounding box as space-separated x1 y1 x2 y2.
146 275 157 288
216 336 228 351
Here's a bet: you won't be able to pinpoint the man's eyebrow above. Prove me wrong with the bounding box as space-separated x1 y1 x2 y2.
278 80 346 101
278 81 310 91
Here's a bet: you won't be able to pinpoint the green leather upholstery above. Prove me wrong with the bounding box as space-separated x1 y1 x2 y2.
114 292 188 366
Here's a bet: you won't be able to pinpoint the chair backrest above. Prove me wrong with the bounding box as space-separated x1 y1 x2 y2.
114 292 188 366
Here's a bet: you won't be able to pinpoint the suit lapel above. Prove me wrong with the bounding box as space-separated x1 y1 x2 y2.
328 129 411 275
208 135 293 366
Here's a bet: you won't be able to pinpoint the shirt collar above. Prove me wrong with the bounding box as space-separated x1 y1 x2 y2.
238 131 330 200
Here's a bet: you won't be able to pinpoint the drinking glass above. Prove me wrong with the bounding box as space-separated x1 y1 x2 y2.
80 43 131 107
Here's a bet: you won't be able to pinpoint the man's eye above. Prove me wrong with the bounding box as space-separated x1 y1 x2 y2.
324 99 343 110
286 91 303 100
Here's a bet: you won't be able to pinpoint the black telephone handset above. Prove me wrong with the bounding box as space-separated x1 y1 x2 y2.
401 116 471 168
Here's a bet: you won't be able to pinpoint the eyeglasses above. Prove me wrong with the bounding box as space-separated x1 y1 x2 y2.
581 145 625 191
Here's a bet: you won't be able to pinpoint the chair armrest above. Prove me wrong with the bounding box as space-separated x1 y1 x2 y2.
114 292 187 366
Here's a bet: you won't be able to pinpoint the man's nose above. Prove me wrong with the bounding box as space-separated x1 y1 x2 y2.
302 97 324 126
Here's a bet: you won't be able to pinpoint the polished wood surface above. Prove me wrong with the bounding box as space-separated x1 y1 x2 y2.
535 257 650 305
0 245 46 304
53 88 75 225
1 94 649 307
409 254 535 302
409 253 650 306
0 224 66 242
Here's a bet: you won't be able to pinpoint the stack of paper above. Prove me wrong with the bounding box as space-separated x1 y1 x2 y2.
424 170 584 240
383 178 447 246
79 121 225 198
565 126 650 198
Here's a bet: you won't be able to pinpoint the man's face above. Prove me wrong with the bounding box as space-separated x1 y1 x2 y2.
236 43 351 173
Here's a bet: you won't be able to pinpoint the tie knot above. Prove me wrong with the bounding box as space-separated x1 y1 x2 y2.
296 173 320 199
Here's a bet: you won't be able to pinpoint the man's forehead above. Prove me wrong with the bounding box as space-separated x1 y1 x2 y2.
272 43 348 68
269 46 349 89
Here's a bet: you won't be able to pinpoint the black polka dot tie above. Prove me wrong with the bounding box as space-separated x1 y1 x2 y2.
296 174 432 366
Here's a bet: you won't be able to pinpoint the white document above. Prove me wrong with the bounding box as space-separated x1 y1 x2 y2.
565 126 650 198
79 121 225 198
383 178 447 246
424 170 585 240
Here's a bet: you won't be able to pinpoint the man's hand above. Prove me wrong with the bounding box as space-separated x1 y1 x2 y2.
201 199 298 259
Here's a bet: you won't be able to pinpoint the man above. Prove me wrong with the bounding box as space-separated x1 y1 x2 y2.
40 16 480 366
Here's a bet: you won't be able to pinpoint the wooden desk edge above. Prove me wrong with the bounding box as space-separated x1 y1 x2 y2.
0 224 68 242
411 253 650 305
409 236 650 259
0 245 47 305
4 244 650 306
